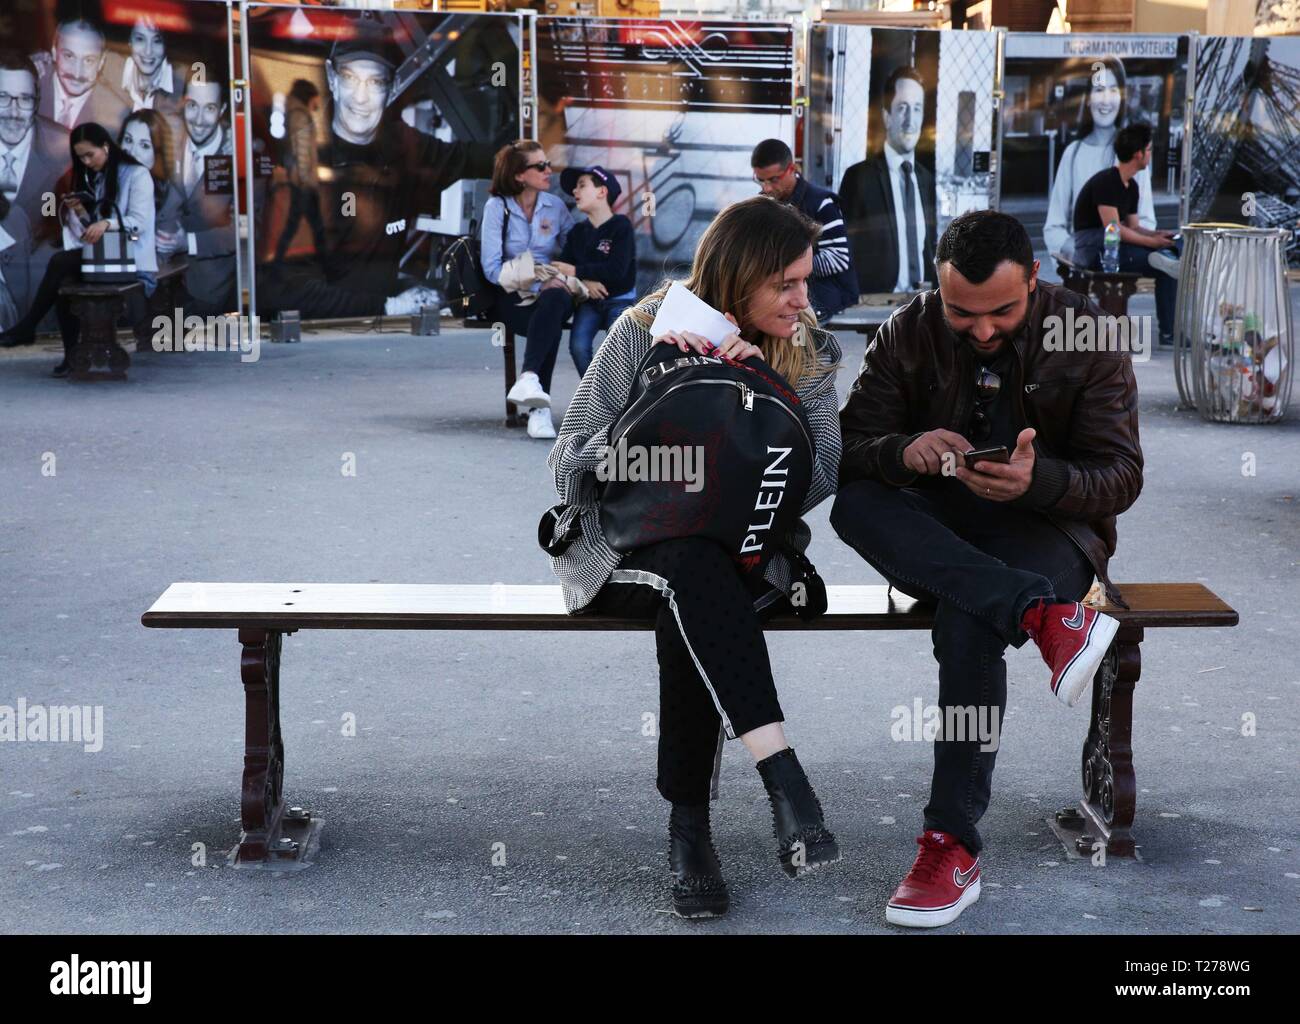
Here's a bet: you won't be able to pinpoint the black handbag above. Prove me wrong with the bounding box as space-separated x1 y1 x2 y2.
81 203 139 283
440 204 508 320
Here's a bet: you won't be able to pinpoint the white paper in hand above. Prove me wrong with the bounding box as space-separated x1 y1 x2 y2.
648 281 737 348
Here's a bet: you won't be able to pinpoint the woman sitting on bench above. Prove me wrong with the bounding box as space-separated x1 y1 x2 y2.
0 122 158 376
545 197 845 919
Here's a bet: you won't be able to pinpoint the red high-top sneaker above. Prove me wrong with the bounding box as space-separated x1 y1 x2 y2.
886 830 981 928
1021 600 1119 707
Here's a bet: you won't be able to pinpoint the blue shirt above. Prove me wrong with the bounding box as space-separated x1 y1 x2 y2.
481 191 574 293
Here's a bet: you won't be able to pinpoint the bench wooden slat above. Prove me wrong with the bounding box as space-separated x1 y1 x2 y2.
141 581 1237 631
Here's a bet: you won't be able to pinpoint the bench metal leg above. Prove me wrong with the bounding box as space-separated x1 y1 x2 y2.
1091 277 1140 319
235 628 317 865
503 326 525 428
67 293 131 381
1057 625 1143 858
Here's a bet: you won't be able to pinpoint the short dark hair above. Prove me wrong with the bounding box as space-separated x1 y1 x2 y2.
0 48 40 102
883 66 925 110
184 71 227 107
935 210 1034 284
1115 123 1152 162
289 79 319 106
751 138 792 169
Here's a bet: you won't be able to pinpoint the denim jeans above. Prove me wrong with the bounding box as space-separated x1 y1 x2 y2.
1071 228 1181 338
830 477 1095 854
569 293 635 378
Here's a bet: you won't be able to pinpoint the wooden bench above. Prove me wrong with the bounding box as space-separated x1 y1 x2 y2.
59 279 140 381
59 260 190 380
141 581 1236 867
1056 256 1143 318
131 259 189 354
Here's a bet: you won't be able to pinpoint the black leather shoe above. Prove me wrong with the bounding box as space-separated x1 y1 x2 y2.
756 747 841 878
668 803 729 919
52 361 70 378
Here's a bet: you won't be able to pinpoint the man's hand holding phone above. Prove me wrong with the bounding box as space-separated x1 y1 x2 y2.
954 427 1037 501
902 429 972 475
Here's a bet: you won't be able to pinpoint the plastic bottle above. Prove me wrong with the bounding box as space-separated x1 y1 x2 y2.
1102 221 1120 273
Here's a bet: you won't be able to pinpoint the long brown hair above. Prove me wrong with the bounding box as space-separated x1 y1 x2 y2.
120 110 173 206
628 195 837 387
490 139 544 198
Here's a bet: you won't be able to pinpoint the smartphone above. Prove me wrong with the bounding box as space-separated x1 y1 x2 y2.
964 446 1009 470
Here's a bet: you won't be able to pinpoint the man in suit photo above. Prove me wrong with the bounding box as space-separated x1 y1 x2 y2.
839 65 937 296
37 17 131 137
175 74 237 316
0 51 71 230
0 50 71 321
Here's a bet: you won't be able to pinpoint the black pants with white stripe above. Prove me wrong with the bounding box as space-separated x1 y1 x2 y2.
590 536 787 805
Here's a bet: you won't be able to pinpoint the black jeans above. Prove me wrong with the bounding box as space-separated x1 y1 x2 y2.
589 536 788 805
495 286 574 394
830 477 1094 854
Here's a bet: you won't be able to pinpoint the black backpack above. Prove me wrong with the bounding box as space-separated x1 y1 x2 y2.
440 205 508 320
537 342 828 618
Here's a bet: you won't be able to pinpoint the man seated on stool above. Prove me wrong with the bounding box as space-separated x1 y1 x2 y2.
750 138 857 324
1068 123 1181 348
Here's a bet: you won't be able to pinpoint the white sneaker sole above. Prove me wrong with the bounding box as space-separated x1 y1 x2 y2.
507 382 550 408
886 877 981 929
1055 612 1120 707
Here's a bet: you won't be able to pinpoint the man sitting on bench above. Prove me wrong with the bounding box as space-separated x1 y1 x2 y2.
830 210 1144 929
1067 123 1181 347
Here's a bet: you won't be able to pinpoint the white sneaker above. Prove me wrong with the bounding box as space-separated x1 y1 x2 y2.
384 285 440 317
526 406 556 439
1148 251 1181 279
507 371 551 409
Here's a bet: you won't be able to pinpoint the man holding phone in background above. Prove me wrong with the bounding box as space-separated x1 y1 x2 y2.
830 210 1144 929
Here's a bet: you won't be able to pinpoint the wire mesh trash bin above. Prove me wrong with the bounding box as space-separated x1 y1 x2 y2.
1177 226 1293 422
1172 223 1240 408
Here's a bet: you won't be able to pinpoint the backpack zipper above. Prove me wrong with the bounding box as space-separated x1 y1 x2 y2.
614 380 813 458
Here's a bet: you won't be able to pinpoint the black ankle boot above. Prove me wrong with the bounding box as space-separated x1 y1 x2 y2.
756 747 840 878
0 324 36 348
668 803 729 919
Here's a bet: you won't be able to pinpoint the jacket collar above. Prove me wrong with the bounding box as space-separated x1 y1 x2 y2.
789 173 808 207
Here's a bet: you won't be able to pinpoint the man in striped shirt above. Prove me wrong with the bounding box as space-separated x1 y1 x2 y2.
751 138 858 324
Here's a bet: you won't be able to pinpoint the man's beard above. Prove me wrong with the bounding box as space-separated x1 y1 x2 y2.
0 116 31 146
942 304 1031 355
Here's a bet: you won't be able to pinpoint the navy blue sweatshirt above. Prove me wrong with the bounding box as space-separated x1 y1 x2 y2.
557 214 637 297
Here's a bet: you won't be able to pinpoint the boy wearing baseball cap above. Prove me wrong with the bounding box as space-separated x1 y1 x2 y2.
553 165 637 377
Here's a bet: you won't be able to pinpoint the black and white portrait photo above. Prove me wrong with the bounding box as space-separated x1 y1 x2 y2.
808 25 997 297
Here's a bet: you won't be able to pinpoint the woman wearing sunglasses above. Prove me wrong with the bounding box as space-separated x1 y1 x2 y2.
480 141 575 439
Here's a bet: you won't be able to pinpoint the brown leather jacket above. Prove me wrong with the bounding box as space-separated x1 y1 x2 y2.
839 281 1144 608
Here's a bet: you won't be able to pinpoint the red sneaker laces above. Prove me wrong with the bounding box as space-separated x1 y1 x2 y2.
908 833 954 886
